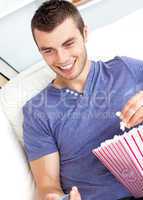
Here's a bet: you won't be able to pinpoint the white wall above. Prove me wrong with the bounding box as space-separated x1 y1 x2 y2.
0 0 143 72
0 2 40 72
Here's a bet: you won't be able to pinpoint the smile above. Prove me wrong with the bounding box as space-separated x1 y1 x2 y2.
58 59 76 73
60 63 73 70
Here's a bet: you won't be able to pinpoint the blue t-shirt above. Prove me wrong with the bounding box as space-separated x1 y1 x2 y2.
23 56 143 200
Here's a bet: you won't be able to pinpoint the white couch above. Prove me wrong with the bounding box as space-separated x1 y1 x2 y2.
0 8 143 199
0 64 55 200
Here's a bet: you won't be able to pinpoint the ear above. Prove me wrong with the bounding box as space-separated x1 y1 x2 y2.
83 25 89 42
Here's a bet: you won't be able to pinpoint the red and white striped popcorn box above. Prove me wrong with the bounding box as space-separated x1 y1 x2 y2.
92 126 143 198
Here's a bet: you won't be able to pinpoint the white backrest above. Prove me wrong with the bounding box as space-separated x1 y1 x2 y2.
0 64 55 144
0 64 55 200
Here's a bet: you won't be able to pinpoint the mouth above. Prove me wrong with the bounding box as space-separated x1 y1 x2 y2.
58 59 76 74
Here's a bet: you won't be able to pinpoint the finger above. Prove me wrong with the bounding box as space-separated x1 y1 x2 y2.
127 106 143 128
121 91 143 123
70 186 81 200
44 193 60 200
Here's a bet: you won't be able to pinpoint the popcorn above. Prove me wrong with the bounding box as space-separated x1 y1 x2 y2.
115 111 121 117
120 121 126 132
115 111 126 131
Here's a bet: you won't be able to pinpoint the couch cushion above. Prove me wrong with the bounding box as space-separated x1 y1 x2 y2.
0 106 36 199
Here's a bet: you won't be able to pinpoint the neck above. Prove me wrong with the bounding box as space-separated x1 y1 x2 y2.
54 59 91 93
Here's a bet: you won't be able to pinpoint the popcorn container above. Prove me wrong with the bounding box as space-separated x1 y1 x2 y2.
92 126 143 198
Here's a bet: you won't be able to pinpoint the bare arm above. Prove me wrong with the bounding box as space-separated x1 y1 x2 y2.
30 151 64 200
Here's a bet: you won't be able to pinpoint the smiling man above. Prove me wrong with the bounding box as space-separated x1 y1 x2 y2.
23 1 143 200
32 13 90 93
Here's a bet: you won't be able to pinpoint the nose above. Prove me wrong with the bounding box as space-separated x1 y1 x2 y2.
56 48 70 64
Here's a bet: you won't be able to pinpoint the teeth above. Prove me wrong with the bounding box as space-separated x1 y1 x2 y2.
60 64 73 70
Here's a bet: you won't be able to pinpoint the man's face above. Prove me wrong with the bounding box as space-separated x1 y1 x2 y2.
34 18 88 81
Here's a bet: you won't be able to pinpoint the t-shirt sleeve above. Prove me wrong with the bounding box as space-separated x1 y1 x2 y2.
23 103 58 161
120 56 143 84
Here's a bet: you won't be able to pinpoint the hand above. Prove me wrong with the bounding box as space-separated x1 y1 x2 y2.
120 91 143 128
69 186 81 200
43 186 81 200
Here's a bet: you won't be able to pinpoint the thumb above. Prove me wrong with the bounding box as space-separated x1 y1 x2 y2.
70 186 81 200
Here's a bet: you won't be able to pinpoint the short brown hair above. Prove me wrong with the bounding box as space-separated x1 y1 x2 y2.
31 0 85 38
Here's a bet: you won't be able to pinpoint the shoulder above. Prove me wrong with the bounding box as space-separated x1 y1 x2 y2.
118 56 143 66
23 85 53 116
104 56 143 69
23 83 63 121
96 56 129 77
99 56 143 74
97 56 143 85
23 87 47 109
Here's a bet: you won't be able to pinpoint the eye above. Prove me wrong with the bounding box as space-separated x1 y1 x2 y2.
65 41 74 48
44 49 55 55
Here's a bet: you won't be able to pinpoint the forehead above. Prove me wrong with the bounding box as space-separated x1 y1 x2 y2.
34 18 81 47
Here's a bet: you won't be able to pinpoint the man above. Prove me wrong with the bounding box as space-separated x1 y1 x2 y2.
23 1 143 200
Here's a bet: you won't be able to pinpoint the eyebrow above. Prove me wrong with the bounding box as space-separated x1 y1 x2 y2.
40 37 75 52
